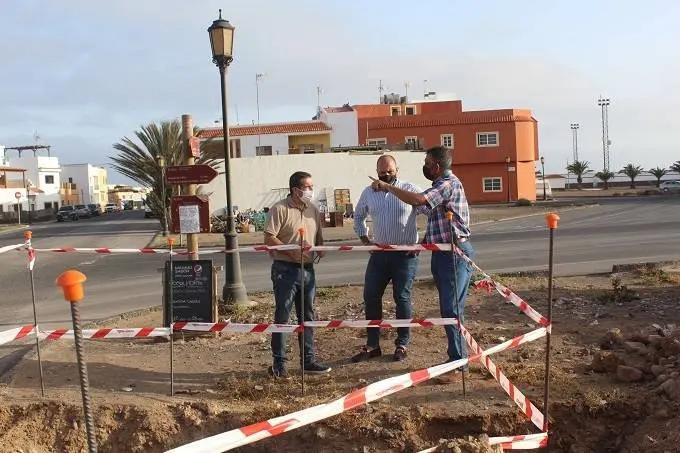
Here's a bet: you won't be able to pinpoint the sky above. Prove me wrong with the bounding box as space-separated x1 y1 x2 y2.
1 0 679 183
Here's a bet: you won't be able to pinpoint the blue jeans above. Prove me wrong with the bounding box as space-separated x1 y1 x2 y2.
363 252 418 348
431 241 474 362
270 260 316 366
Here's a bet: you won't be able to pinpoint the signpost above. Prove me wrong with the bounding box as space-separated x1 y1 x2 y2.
163 259 215 326
15 192 21 225
170 195 211 234
165 164 218 185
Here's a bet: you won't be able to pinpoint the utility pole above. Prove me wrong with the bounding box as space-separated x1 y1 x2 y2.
316 85 323 113
570 123 580 162
597 97 611 171
255 73 265 152
181 114 199 260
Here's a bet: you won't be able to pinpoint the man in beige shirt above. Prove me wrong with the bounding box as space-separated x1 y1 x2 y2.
264 171 331 378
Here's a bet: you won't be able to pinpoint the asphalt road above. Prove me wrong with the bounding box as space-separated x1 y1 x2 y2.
0 196 678 330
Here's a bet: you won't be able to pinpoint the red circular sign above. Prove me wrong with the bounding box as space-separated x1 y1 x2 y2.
14 191 22 199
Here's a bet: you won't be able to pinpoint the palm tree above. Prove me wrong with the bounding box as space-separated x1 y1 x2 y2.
566 160 591 189
110 120 217 229
595 170 615 190
671 161 680 173
649 167 667 187
618 164 644 189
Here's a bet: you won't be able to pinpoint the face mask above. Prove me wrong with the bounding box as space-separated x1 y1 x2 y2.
422 165 436 181
378 174 396 184
300 189 314 203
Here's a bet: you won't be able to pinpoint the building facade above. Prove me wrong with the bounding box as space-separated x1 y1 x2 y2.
61 164 108 206
2 147 63 213
352 99 539 203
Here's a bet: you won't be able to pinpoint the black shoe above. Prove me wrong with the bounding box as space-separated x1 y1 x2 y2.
303 361 331 374
268 364 290 379
393 346 407 362
351 346 382 363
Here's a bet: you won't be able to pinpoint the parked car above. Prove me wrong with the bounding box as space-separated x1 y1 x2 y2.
56 205 79 222
87 203 101 216
659 180 680 193
74 204 91 218
104 203 117 213
144 206 156 218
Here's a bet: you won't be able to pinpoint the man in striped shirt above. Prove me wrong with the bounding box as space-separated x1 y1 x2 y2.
370 146 473 373
351 155 423 363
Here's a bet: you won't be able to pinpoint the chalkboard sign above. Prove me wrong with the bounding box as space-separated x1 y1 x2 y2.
164 259 214 326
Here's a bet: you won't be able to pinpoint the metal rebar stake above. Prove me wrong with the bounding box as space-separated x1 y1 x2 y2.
447 212 466 397
543 213 560 450
299 229 305 396
29 267 45 397
70 302 98 453
169 239 175 396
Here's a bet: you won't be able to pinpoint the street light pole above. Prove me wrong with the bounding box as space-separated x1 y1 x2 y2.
158 156 169 237
540 156 547 201
570 123 580 162
256 73 264 152
209 10 249 307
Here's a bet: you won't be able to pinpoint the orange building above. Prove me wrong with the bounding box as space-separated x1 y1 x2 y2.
352 99 539 203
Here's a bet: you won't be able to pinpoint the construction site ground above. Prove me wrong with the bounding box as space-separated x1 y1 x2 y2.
3 263 680 453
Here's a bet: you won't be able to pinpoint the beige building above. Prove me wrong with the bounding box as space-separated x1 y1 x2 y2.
61 164 108 206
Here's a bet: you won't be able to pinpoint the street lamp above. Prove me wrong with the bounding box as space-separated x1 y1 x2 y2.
158 156 169 237
505 156 511 203
540 156 547 201
208 10 249 307
26 182 32 224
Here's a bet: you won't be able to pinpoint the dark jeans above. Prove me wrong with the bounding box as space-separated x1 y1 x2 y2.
270 260 316 366
431 241 474 362
363 251 419 349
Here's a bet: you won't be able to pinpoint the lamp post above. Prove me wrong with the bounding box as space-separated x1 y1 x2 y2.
158 156 169 237
505 156 511 203
208 10 249 306
540 156 547 201
26 182 32 224
256 73 265 152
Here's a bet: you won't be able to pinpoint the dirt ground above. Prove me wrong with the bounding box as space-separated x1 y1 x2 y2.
3 263 680 453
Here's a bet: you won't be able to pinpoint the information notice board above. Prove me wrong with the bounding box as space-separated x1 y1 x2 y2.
163 259 214 326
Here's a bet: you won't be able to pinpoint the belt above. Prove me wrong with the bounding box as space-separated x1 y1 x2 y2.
456 237 469 243
274 260 314 270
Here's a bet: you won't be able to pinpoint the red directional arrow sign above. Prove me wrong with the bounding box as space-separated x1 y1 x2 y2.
165 165 218 185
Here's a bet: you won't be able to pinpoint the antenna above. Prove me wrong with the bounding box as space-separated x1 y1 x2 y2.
316 86 323 111
378 80 385 102
404 81 410 100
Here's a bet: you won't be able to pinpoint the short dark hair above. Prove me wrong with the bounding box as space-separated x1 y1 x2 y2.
426 146 452 170
289 171 311 193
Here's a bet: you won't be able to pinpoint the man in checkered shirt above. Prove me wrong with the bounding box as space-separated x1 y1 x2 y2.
370 146 474 373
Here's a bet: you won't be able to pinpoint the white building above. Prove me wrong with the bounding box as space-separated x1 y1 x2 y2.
199 150 430 215
1 146 62 214
61 164 108 206
316 105 359 148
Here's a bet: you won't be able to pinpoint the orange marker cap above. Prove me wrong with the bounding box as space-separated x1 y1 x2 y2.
445 211 453 221
24 230 32 240
167 237 175 247
298 227 305 237
56 270 87 303
546 212 560 229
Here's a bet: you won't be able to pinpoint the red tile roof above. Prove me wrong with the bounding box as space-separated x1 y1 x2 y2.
0 166 27 172
199 120 331 139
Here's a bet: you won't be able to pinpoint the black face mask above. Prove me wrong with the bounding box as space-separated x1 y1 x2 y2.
422 165 436 181
379 174 396 184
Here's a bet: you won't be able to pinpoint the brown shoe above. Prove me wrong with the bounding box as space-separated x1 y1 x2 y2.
393 346 407 362
351 346 382 363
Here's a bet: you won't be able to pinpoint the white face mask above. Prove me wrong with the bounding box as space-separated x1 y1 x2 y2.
301 189 314 203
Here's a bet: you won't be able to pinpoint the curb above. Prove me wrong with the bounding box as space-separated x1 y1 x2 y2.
0 225 29 236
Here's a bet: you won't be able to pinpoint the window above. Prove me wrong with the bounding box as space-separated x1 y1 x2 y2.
391 106 400 116
405 136 418 149
405 105 416 115
44 202 52 210
367 138 387 146
68 177 73 183
45 175 54 184
477 132 499 147
255 145 273 156
441 134 454 148
482 177 503 192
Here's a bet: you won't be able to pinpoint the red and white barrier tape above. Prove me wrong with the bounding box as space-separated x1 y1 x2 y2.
0 243 25 255
24 237 35 271
165 327 546 453
460 324 545 431
473 277 549 328
490 432 548 449
174 318 459 333
39 327 170 341
0 325 35 346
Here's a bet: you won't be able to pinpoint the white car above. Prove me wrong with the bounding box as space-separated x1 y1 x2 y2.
659 180 680 193
104 203 118 213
